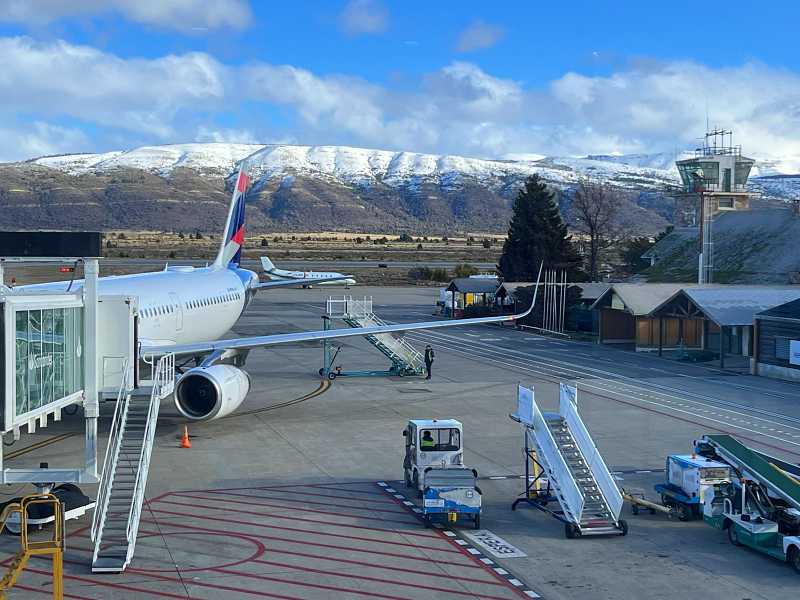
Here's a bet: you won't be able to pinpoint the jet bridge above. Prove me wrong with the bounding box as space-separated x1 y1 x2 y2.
0 254 137 485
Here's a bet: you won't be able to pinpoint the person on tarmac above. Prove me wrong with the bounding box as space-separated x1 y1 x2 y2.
424 345 435 380
421 430 436 451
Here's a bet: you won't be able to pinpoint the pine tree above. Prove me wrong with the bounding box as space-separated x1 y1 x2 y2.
498 175 582 281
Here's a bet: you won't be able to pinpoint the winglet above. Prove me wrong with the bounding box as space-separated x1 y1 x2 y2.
510 261 544 321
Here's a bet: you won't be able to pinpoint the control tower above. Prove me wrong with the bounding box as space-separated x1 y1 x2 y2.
675 130 755 283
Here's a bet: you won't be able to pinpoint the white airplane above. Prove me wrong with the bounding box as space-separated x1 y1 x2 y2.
261 256 356 287
16 165 539 423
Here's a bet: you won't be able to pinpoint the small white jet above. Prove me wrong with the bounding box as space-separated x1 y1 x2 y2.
16 163 539 423
261 256 356 287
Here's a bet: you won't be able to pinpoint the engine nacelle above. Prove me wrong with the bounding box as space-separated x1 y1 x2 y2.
175 364 250 421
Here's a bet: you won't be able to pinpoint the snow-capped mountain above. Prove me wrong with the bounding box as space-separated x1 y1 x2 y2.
8 142 797 234
33 142 681 191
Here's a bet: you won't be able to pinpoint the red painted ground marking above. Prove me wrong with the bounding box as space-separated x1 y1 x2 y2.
24 565 198 600
97 565 313 600
213 565 439 600
171 490 413 518
379 485 531 599
177 480 384 493
15 583 96 600
251 557 515 599
252 548 505 585
156 497 438 537
139 518 482 568
147 507 460 552
199 487 399 505
305 484 392 496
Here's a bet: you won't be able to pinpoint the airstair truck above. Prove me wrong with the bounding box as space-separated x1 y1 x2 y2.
696 435 800 574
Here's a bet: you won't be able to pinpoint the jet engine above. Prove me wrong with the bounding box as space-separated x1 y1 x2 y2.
174 364 250 421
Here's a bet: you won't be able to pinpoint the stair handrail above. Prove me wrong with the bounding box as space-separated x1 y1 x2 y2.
125 353 174 563
349 311 424 370
560 394 623 520
91 361 131 556
532 409 585 521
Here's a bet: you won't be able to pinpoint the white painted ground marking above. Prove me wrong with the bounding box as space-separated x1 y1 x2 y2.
509 579 523 587
494 567 509 575
464 530 527 558
394 494 404 499
480 558 494 565
489 476 507 480
524 591 541 598
377 482 388 487
467 548 481 555
412 508 422 513
385 488 396 493
402 500 413 506
443 531 457 537
454 539 468 546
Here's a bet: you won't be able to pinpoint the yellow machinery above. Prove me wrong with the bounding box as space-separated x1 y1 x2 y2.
0 493 64 600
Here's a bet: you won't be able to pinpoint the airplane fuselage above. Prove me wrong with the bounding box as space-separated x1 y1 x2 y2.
18 265 260 347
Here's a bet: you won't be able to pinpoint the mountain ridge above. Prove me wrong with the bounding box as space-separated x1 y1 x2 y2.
2 142 795 234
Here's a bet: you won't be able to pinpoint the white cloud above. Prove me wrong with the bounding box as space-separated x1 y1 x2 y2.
0 0 252 32
195 126 259 144
0 37 226 140
338 0 388 35
0 121 88 162
456 20 505 53
4 34 800 165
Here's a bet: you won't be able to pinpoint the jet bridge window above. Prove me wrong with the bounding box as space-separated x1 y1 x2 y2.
14 307 83 417
420 428 461 452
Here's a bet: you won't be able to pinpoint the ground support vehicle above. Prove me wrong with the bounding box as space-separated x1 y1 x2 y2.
654 454 732 521
403 419 465 497
421 466 482 529
695 435 800 573
510 387 626 538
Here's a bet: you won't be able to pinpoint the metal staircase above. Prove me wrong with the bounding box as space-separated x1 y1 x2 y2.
326 296 425 376
91 354 174 573
546 417 619 534
516 385 625 537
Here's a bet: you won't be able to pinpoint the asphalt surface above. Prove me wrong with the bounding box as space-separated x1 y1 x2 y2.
1 285 799 599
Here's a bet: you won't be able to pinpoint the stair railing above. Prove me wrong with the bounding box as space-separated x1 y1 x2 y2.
125 353 174 565
532 408 585 522
560 393 623 520
91 362 131 563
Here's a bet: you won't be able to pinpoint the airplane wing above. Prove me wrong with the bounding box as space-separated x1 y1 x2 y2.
255 275 352 289
142 265 542 358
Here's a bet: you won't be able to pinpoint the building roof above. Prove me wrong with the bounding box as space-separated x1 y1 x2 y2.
757 297 800 320
642 208 800 285
653 286 800 326
590 283 687 315
574 282 612 301
446 278 504 294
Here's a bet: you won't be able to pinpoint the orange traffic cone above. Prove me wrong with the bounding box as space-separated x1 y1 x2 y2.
180 425 192 449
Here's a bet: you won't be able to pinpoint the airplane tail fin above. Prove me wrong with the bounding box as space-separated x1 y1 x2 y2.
260 256 276 273
213 163 250 269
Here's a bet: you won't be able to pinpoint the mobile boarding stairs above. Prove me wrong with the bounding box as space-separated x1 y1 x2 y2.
512 390 626 538
90 354 175 573
321 296 425 378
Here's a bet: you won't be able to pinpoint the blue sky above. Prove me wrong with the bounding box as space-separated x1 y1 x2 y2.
1 0 799 161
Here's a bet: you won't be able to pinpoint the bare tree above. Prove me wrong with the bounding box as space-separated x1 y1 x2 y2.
570 180 622 281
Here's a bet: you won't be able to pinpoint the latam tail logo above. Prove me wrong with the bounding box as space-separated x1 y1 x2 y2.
216 167 250 268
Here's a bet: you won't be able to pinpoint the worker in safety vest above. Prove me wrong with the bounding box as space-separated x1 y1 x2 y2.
420 430 435 451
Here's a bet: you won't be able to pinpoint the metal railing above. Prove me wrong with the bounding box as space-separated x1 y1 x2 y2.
361 312 424 370
327 296 373 319
91 361 131 562
532 407 585 522
125 353 174 563
560 394 623 520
